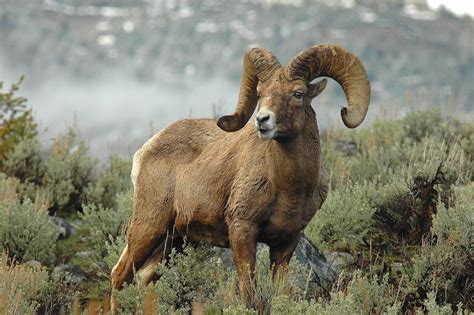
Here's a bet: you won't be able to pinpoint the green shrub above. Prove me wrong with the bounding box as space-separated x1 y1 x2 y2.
420 292 452 315
403 184 473 310
112 280 148 314
0 181 59 264
270 272 402 315
155 244 222 313
0 77 37 167
402 109 459 144
222 303 257 314
458 123 474 174
2 127 102 214
270 295 314 315
0 173 20 203
319 142 350 189
342 119 409 185
310 134 470 250
432 184 473 247
42 128 96 213
403 138 469 189
80 190 132 260
322 109 472 188
305 182 376 251
85 155 132 209
2 136 44 187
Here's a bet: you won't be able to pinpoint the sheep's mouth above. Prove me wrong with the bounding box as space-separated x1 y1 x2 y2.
257 128 276 140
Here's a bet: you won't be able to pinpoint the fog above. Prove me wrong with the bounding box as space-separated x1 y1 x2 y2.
5 71 239 158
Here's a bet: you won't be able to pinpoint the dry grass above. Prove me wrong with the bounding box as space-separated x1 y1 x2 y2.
0 253 47 315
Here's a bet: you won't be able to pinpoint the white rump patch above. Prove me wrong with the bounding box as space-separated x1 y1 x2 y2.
111 244 128 276
131 129 165 188
131 149 142 188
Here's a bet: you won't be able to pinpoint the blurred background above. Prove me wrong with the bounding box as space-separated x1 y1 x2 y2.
0 0 473 158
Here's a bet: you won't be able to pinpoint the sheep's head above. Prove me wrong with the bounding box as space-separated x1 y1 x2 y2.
253 70 328 140
217 45 371 140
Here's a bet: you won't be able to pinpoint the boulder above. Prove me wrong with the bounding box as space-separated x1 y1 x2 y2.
50 216 76 239
53 264 87 284
324 251 355 271
334 140 358 156
75 251 92 259
294 234 338 288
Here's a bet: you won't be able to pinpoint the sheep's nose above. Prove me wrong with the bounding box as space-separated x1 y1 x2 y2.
256 114 270 124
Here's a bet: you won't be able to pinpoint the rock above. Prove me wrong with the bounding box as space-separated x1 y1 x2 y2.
219 248 234 269
334 140 358 156
24 260 43 269
50 216 76 239
324 251 355 271
71 219 83 229
53 264 87 284
294 234 339 288
75 251 92 259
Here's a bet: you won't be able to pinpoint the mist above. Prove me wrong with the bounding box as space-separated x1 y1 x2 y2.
7 72 238 159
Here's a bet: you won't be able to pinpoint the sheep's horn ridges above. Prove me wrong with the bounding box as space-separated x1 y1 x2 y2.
217 48 281 132
285 45 370 128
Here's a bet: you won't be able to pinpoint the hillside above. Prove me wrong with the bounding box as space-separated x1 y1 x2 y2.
1 0 473 111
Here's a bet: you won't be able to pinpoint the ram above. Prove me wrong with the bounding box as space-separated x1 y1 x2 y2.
111 44 370 309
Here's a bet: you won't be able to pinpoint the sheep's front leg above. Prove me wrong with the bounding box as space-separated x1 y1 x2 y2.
269 234 300 279
229 220 258 307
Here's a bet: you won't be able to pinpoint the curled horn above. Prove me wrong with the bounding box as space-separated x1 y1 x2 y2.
217 48 281 132
285 45 371 128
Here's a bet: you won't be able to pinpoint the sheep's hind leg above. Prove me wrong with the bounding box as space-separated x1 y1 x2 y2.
136 233 185 285
110 209 173 312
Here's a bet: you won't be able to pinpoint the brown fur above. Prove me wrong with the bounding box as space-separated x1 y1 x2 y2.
110 45 370 311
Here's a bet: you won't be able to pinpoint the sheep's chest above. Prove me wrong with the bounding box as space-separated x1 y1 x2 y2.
259 186 317 244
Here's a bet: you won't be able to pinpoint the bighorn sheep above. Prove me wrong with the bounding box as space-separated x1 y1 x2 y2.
111 44 370 309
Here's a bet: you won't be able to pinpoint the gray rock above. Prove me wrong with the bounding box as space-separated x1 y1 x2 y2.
334 140 358 156
294 234 338 288
219 248 234 269
53 264 87 284
75 251 92 258
50 216 76 239
71 219 83 229
324 252 355 271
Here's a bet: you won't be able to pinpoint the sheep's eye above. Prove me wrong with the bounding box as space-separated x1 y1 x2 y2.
293 91 303 99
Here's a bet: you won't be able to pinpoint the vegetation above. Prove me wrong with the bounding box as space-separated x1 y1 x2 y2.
0 81 472 313
0 77 37 168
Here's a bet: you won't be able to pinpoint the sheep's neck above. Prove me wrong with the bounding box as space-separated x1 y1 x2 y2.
267 109 320 188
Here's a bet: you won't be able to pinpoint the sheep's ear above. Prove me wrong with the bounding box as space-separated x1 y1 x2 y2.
308 79 327 99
